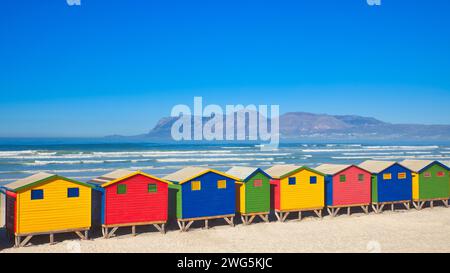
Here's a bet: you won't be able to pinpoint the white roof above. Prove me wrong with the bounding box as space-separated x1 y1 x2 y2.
91 169 135 185
315 164 352 175
226 167 259 181
265 165 300 179
4 172 55 190
400 160 434 173
358 160 397 173
442 161 450 169
163 166 209 182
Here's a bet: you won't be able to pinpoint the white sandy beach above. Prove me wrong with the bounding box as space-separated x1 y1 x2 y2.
1 206 450 253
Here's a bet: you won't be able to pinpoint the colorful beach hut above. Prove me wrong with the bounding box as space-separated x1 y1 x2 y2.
90 169 170 238
315 164 372 216
400 160 449 209
265 165 325 222
442 161 450 198
226 167 272 225
163 167 238 232
1 172 92 247
358 160 413 213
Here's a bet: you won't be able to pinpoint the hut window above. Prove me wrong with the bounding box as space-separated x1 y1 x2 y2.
398 172 407 179
217 180 227 189
288 177 296 185
437 171 445 177
31 189 44 200
117 184 127 194
358 174 365 182
339 175 346 182
254 179 263 187
424 172 431 178
191 181 201 191
67 188 79 198
148 183 157 193
383 173 392 180
310 176 317 184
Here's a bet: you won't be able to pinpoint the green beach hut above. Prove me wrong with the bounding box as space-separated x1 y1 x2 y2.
442 161 450 198
401 160 450 209
226 167 272 225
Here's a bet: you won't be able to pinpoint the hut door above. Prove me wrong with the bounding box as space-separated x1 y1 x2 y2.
270 184 277 210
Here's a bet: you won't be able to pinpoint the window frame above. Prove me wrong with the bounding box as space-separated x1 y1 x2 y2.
358 174 365 182
67 187 80 198
191 181 201 191
148 183 157 193
310 176 317 184
117 184 127 194
31 189 44 200
288 177 296 185
383 173 392 180
398 172 407 180
217 180 227 189
339 175 346 183
424 172 431 178
253 179 263 187
436 171 445 177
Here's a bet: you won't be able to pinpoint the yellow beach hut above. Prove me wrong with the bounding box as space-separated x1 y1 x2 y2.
2 172 93 247
265 165 325 222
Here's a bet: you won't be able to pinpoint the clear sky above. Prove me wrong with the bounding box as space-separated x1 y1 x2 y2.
1 0 450 137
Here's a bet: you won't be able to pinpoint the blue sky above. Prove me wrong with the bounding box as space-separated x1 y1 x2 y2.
1 0 450 137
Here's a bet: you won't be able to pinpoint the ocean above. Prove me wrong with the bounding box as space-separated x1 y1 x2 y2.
1 138 450 185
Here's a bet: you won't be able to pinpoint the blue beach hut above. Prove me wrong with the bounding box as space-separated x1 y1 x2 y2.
163 167 239 232
358 160 413 213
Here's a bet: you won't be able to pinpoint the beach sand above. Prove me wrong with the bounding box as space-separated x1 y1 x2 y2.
1 206 450 253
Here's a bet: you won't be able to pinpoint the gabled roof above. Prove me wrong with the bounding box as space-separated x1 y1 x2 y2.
91 169 171 188
401 160 450 173
265 164 324 179
90 169 135 185
163 166 239 184
442 161 450 169
265 165 299 179
226 167 271 182
315 164 351 175
358 160 410 174
3 172 93 192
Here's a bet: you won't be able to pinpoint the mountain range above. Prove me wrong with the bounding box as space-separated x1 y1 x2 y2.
107 112 450 141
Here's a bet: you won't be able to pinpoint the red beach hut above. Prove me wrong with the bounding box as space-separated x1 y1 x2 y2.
90 169 171 238
315 164 372 216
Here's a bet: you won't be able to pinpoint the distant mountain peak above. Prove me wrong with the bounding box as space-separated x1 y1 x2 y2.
107 111 450 141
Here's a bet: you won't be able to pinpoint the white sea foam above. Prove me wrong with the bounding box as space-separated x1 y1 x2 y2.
0 150 237 159
22 159 130 166
303 145 439 153
220 147 252 149
0 150 290 161
332 154 450 160
363 145 439 150
342 152 404 156
156 157 275 163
